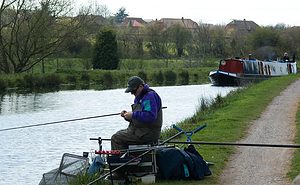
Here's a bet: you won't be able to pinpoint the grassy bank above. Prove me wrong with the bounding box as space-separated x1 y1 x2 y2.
289 97 300 180
158 74 300 185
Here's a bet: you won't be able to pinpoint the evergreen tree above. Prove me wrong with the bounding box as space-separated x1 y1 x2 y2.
114 7 128 24
92 27 119 70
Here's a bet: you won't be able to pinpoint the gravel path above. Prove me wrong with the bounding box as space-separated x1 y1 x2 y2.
219 79 300 185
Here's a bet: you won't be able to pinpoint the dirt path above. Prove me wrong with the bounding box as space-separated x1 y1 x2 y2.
219 79 300 185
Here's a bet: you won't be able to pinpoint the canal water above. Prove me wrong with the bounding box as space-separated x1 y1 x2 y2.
0 84 236 185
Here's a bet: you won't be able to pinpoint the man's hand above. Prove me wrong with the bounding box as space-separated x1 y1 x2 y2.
124 111 133 120
121 110 127 117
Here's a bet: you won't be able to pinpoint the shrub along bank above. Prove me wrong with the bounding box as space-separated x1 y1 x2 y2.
0 67 214 93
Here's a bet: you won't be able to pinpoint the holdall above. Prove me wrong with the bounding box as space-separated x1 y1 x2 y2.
156 145 212 180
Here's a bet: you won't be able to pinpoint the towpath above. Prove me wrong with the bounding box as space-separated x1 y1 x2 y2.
219 79 300 185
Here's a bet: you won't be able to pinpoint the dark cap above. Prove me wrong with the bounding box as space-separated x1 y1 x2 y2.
125 76 144 93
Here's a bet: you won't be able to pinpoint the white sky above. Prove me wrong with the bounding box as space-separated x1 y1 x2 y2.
76 0 300 26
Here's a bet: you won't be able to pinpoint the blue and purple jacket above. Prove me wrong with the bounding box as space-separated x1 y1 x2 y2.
132 84 162 125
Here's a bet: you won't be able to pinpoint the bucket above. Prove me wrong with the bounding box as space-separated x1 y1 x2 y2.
141 174 155 184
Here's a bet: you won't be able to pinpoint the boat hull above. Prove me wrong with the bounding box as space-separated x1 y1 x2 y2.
209 70 269 86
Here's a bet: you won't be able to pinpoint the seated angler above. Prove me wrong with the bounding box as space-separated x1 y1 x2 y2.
111 76 163 150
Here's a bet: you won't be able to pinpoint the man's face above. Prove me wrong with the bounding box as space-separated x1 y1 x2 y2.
131 85 142 97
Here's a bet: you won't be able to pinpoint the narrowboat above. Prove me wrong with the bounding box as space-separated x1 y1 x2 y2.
209 58 297 86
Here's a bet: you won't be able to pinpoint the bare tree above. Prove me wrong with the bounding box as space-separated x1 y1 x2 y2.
167 24 192 57
188 22 212 59
117 26 145 59
145 22 172 59
210 25 227 57
279 27 300 58
0 0 90 73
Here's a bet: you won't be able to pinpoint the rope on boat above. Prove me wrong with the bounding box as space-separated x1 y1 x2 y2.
0 107 167 132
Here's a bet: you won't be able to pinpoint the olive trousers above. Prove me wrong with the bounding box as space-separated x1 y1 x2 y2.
111 127 160 150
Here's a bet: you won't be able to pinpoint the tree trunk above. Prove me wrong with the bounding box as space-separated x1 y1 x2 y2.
0 45 10 73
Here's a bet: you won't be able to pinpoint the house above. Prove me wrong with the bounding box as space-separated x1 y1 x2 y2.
158 17 198 29
225 19 259 36
146 17 199 34
122 17 147 28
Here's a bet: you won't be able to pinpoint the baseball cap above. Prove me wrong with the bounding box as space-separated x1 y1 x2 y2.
125 76 144 93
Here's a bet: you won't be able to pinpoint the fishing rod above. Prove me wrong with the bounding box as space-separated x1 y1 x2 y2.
0 106 167 132
165 141 300 148
90 138 300 149
165 125 300 148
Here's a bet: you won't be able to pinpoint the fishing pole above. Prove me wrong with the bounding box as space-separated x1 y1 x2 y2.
90 138 300 149
0 106 167 132
165 141 300 148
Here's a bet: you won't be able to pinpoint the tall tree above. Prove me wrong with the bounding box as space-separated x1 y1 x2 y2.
210 25 227 57
145 22 171 59
114 7 128 24
0 0 90 73
117 26 145 59
167 24 192 57
248 27 280 49
280 27 300 57
190 22 212 59
92 27 119 70
247 27 281 59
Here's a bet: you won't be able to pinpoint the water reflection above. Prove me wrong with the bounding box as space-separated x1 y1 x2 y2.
0 92 57 115
0 84 237 185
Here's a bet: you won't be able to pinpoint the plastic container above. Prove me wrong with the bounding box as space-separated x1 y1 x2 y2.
141 174 156 184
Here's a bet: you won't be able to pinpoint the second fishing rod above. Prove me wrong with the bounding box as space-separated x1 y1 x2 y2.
0 106 167 132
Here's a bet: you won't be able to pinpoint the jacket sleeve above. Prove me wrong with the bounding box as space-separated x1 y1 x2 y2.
132 92 161 123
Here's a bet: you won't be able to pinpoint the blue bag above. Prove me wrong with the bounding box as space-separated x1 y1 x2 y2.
87 155 105 175
156 145 211 180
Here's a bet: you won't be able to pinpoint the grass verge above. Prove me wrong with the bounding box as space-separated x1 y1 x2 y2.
289 95 300 180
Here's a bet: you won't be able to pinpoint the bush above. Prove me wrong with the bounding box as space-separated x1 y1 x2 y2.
44 74 62 88
81 72 90 82
151 71 164 86
137 71 147 83
178 70 189 85
164 70 177 86
0 79 7 92
18 74 62 90
66 75 77 84
192 73 199 83
22 74 34 88
101 72 114 89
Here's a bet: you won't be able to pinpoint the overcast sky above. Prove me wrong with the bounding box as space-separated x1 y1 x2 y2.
76 0 300 26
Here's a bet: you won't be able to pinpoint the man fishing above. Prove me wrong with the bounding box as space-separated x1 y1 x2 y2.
111 76 163 150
